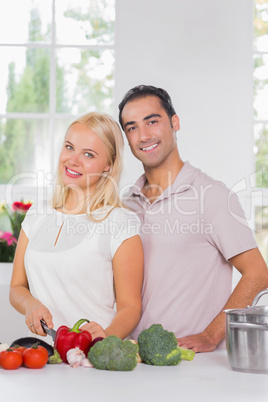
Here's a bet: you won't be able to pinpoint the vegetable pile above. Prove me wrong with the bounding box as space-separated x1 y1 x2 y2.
0 343 49 370
54 319 92 363
1 321 195 371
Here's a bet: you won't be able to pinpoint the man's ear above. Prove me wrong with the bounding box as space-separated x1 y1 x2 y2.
172 115 180 131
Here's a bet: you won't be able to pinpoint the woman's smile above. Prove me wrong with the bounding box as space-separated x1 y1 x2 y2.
65 166 82 178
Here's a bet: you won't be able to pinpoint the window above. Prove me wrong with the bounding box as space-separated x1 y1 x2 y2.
254 0 268 262
0 0 115 207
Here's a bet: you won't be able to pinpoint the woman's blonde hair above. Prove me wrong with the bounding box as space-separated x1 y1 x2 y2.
51 112 125 220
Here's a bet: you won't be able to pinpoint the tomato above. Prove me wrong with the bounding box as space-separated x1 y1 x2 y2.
0 349 23 370
10 345 27 356
23 344 49 369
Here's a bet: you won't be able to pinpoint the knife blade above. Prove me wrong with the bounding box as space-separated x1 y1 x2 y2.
40 319 57 341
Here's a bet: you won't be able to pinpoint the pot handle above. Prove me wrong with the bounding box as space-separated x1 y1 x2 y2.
251 288 268 307
229 322 268 330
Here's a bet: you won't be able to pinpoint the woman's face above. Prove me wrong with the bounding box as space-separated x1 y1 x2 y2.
59 122 110 195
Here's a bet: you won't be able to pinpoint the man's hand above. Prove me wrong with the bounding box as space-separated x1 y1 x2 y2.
177 332 218 353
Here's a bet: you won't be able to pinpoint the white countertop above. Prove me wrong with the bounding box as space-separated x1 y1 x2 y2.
1 350 268 402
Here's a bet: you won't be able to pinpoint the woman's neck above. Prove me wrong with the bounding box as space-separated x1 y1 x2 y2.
58 191 87 215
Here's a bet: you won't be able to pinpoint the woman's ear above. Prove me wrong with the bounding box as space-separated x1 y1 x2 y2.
103 164 111 173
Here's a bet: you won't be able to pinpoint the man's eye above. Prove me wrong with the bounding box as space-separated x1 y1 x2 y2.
128 126 136 132
149 120 157 125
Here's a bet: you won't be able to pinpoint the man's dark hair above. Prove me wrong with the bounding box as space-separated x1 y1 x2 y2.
118 85 176 129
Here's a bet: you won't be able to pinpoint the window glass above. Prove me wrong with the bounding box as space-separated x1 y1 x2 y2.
254 123 268 188
55 0 115 45
0 0 52 43
254 54 268 121
255 206 268 264
0 47 50 114
254 1 268 262
0 119 50 184
56 48 114 114
254 0 268 52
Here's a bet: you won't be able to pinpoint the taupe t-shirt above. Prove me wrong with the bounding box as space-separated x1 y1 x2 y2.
125 162 257 346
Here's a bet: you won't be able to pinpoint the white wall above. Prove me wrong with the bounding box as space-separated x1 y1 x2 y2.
115 0 254 201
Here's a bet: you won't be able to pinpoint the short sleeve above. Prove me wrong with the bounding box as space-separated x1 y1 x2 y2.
205 183 257 260
108 208 141 258
21 201 48 239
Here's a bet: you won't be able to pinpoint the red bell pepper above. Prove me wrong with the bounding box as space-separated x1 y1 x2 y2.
54 319 92 363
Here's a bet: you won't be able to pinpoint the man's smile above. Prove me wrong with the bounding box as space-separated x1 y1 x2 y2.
141 142 159 152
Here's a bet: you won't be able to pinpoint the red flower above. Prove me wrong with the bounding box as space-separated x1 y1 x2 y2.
12 201 32 212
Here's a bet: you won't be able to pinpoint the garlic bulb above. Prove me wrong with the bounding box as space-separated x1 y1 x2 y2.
66 347 93 368
0 343 9 352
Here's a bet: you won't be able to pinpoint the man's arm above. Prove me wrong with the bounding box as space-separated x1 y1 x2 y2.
177 247 268 353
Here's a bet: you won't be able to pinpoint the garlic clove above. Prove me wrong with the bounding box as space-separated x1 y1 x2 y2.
81 358 94 368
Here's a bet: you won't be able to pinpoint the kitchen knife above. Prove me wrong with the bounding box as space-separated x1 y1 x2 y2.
40 319 57 341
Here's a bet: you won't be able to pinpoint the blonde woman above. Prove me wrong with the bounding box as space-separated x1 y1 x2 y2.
10 112 143 342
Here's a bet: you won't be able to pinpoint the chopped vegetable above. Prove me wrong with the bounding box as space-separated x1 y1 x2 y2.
138 324 181 366
54 319 92 363
88 335 138 371
178 346 195 361
48 348 62 364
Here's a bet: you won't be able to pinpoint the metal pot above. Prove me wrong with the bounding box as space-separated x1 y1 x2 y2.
225 288 268 373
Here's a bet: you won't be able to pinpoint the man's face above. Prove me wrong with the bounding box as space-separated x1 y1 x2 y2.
121 95 180 170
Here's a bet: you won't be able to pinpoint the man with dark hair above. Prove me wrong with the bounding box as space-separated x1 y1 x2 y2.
119 84 268 352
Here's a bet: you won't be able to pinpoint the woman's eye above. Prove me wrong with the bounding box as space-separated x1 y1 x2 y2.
66 144 73 150
85 152 93 158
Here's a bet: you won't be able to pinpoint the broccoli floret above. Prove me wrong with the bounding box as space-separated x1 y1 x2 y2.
88 335 138 371
138 324 182 366
178 346 195 361
48 348 62 364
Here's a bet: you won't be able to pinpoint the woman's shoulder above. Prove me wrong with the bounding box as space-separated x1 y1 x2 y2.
26 199 53 216
22 199 53 238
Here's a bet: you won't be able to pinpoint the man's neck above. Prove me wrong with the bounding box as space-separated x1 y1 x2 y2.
142 157 184 203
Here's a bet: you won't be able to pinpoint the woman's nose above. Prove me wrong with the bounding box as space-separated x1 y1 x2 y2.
69 152 80 165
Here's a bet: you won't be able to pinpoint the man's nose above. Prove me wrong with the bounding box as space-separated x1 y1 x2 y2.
139 126 152 142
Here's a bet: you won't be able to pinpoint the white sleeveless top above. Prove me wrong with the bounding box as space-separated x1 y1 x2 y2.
22 201 140 336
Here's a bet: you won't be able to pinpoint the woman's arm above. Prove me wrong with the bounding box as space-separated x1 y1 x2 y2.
82 234 143 340
9 229 53 335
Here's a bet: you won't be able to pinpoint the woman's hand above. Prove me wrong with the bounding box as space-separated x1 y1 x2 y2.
80 321 107 340
25 301 53 336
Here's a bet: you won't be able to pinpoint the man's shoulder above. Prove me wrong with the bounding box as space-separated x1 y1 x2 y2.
189 163 230 193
